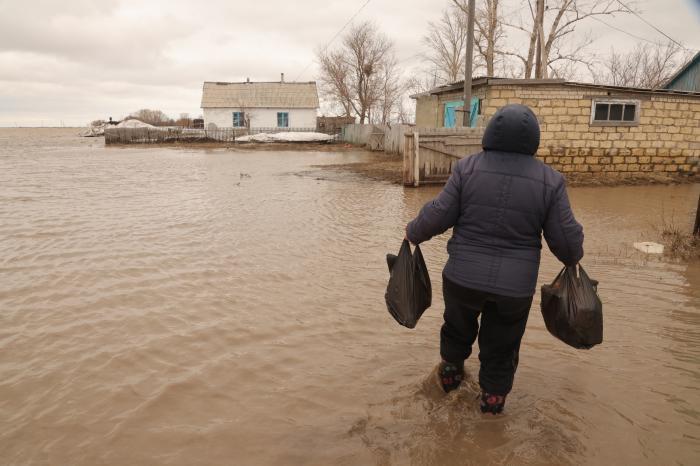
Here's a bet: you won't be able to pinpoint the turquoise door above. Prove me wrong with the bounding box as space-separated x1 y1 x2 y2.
443 98 479 128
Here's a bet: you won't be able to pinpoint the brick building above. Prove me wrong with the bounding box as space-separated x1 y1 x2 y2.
412 78 700 177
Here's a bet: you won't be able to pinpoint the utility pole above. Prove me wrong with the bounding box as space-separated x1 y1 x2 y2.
535 0 545 79
462 0 476 127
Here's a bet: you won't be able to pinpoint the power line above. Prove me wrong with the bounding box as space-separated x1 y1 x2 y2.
614 0 688 50
293 0 372 81
396 52 423 65
589 16 663 47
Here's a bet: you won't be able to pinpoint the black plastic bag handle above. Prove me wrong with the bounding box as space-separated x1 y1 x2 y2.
552 264 599 288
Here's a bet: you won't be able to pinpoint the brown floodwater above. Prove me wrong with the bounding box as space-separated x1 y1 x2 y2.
1 128 699 466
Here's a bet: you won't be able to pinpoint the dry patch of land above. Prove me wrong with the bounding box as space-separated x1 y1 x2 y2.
315 154 404 184
318 154 697 187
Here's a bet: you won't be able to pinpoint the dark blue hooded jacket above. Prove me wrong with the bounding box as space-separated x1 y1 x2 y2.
406 104 584 298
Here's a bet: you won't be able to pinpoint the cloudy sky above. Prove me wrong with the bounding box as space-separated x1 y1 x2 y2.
1 0 699 126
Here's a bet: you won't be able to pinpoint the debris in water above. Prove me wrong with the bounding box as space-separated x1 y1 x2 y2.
633 242 664 254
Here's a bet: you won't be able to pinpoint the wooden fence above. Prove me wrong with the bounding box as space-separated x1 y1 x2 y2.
341 124 416 155
105 127 248 144
341 124 376 147
105 126 338 145
403 127 484 186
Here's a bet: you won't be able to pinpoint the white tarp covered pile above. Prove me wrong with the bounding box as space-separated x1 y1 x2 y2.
116 119 155 129
236 132 333 143
80 119 155 137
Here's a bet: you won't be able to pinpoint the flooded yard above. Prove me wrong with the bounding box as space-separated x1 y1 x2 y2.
1 128 698 465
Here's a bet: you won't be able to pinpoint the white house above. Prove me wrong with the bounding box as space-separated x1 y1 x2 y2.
200 77 319 130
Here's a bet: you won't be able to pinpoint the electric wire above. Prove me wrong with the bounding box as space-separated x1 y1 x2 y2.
293 0 372 81
590 16 664 46
614 0 693 51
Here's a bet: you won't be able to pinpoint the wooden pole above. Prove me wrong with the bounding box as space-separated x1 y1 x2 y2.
694 193 700 236
403 133 409 185
462 0 475 128
414 132 420 187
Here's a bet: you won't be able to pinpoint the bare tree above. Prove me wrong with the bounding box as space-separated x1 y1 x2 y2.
175 112 192 128
504 0 633 78
233 101 254 130
405 67 442 95
374 55 406 124
423 5 471 83
476 0 504 76
317 21 396 124
452 0 504 77
593 41 690 89
395 99 415 125
128 109 173 126
318 50 354 117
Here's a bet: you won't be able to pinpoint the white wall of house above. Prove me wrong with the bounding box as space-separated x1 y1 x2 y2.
203 108 318 129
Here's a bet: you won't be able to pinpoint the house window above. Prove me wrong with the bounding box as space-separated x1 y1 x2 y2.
590 99 640 126
232 112 245 127
277 112 289 128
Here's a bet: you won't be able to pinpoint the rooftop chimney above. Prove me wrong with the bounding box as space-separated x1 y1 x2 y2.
281 73 285 83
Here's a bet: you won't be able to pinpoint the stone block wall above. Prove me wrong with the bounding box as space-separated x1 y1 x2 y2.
482 84 700 177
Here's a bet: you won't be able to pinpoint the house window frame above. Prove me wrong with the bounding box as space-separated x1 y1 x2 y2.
232 111 246 128
277 112 289 128
589 99 641 127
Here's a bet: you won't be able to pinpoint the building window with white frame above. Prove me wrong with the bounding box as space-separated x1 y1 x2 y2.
277 112 289 128
590 99 640 126
233 111 245 127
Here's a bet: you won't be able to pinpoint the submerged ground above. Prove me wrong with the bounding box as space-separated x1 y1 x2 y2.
1 128 699 465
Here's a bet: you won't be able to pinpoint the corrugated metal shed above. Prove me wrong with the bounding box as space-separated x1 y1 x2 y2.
664 52 700 92
200 81 319 109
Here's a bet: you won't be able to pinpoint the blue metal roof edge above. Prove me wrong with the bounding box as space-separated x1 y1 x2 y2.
664 51 700 89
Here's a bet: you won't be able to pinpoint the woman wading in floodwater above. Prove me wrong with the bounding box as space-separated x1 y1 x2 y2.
405 104 584 414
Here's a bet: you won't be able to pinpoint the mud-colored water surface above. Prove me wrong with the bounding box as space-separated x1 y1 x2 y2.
1 128 699 465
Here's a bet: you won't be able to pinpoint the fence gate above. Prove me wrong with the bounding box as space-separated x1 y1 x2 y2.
403 128 484 186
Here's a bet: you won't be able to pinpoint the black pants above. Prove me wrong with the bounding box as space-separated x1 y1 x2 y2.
440 275 533 396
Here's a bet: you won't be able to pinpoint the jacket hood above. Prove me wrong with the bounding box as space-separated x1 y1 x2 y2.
482 104 540 155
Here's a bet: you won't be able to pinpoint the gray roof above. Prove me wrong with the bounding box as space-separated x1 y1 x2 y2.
414 77 700 99
201 81 319 109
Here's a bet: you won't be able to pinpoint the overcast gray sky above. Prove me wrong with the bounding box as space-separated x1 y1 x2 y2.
1 0 699 126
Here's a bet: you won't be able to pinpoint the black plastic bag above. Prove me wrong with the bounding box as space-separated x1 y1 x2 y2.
384 240 432 328
540 265 603 349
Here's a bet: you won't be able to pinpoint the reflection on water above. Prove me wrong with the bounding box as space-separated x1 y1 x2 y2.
0 128 698 465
